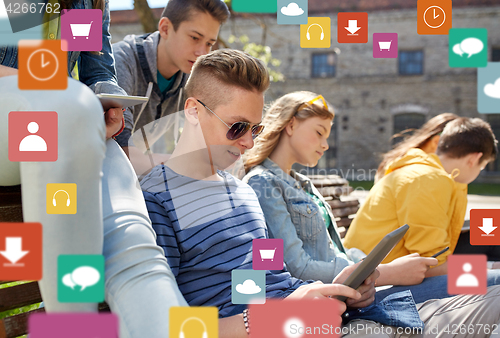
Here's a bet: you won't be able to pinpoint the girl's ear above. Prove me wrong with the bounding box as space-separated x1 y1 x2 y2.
285 117 297 136
184 98 199 126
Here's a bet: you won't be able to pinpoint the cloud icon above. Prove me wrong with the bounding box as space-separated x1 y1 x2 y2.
484 78 500 99
281 2 304 16
236 279 262 294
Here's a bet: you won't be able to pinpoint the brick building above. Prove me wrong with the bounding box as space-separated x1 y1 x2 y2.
109 0 500 182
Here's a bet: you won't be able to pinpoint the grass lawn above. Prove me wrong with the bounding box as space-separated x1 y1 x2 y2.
349 181 500 196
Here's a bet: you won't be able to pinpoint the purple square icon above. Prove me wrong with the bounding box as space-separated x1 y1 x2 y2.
373 33 398 58
61 9 103 52
29 313 118 338
252 238 284 270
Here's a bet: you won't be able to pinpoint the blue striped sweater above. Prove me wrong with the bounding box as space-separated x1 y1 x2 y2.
141 165 306 317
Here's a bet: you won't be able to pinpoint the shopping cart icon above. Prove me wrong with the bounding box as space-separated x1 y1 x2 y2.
259 248 276 261
70 21 93 39
378 40 392 51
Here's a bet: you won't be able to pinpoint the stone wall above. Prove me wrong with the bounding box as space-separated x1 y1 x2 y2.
109 6 500 180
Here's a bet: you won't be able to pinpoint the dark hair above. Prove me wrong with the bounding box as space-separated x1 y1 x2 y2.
375 113 458 182
60 0 104 11
185 49 270 109
161 0 230 31
437 117 498 163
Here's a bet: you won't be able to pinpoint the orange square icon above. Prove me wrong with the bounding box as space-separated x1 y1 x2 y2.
18 40 67 90
470 209 500 246
0 223 43 281
337 12 368 43
417 0 452 35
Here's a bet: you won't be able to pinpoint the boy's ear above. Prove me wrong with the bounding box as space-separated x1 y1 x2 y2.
468 152 483 167
184 98 200 126
158 17 172 39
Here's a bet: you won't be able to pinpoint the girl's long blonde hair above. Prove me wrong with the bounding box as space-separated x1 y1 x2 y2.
374 112 459 182
244 91 335 172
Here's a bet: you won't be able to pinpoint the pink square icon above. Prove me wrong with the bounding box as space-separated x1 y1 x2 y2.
60 9 103 52
8 111 58 162
373 33 398 58
252 239 283 270
29 313 118 337
448 254 487 295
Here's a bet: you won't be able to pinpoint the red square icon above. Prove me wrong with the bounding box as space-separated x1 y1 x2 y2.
0 223 43 281
250 298 342 338
252 239 284 270
337 12 368 43
8 111 58 162
470 209 500 246
448 254 487 295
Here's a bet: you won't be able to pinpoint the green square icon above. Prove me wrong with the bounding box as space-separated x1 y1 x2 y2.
449 28 487 68
232 0 277 13
58 255 105 303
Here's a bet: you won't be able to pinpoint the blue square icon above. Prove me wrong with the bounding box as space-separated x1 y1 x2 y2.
231 270 266 305
278 0 308 25
478 63 500 114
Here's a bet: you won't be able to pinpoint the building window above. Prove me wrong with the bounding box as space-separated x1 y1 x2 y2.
312 53 336 78
486 115 500 173
392 113 426 145
399 50 424 75
492 47 500 62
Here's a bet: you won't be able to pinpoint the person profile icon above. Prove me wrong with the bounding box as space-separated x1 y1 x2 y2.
455 262 479 287
19 122 47 152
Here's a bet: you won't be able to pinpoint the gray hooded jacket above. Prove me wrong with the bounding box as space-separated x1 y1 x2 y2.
112 31 188 147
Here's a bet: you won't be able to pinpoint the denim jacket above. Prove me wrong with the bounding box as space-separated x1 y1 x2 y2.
244 158 353 283
244 159 424 329
0 0 126 97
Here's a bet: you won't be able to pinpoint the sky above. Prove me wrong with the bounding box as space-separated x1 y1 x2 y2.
109 0 168 11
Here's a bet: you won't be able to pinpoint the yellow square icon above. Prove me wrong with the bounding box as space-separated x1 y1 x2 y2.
170 306 218 338
301 17 331 48
46 183 77 214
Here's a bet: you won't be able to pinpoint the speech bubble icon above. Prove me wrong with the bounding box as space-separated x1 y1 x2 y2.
71 266 100 291
62 273 76 289
452 43 463 57
460 37 484 58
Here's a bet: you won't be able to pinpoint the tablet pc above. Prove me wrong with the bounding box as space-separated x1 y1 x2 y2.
97 94 149 111
335 224 409 302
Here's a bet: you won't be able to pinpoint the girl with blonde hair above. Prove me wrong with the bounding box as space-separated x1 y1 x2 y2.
243 91 500 302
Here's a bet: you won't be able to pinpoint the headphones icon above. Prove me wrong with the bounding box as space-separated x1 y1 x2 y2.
179 317 208 338
306 23 325 40
52 190 71 207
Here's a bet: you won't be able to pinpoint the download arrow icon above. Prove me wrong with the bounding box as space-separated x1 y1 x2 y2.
479 218 497 236
345 20 361 35
0 237 29 266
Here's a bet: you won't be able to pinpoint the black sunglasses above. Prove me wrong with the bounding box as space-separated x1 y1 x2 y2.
196 99 265 140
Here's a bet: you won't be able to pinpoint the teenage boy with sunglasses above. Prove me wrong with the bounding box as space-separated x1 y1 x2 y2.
140 49 500 337
112 0 230 174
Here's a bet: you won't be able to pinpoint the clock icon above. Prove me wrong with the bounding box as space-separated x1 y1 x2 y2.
423 5 446 29
26 49 60 82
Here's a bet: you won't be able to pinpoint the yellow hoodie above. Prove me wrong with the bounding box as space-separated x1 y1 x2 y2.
343 148 468 265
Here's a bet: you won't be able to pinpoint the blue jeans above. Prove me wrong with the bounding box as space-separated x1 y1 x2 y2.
0 77 187 338
375 269 500 304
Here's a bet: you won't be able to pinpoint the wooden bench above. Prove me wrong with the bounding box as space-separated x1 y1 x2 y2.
309 175 360 238
0 186 109 338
